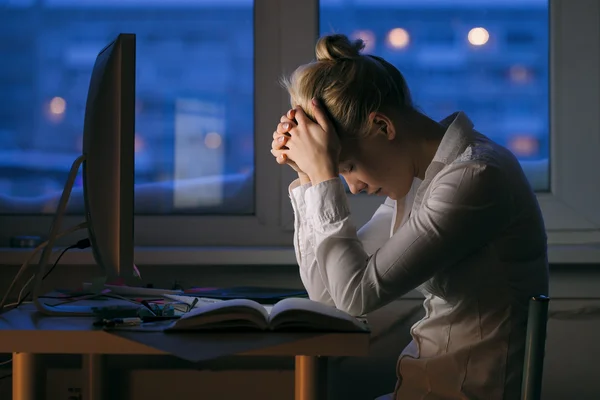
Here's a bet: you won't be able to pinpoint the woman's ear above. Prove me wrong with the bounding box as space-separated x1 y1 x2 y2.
369 112 396 140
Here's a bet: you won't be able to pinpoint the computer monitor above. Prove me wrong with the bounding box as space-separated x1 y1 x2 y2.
31 33 137 316
82 33 136 286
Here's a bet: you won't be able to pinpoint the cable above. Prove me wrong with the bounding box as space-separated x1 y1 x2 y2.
16 239 90 305
0 222 86 312
16 238 91 307
0 222 87 313
16 276 34 306
31 155 85 316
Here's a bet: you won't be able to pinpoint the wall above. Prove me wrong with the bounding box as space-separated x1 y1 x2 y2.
1 263 600 399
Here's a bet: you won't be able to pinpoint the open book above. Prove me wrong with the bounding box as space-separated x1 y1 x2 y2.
163 297 369 332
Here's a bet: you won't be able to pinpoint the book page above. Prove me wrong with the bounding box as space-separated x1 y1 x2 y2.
168 298 270 331
268 297 369 332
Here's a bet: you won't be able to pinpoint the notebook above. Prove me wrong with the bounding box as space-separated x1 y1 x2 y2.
162 297 368 332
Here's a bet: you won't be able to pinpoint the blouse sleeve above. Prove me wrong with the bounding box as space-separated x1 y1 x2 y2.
303 161 512 316
289 180 398 307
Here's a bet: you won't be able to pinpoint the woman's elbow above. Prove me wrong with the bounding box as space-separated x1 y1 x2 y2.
306 287 337 308
332 288 371 317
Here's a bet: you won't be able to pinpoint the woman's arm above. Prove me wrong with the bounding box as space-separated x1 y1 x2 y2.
304 161 512 316
290 179 398 306
289 178 334 305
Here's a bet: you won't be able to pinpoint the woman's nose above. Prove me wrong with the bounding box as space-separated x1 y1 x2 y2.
348 180 367 195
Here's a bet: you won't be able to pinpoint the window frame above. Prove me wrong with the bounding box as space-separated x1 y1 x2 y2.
282 0 600 262
2 0 600 265
0 0 311 249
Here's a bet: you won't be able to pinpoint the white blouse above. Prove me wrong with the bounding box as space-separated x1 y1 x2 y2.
288 112 549 399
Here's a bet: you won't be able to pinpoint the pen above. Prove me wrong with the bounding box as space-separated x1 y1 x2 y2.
111 317 142 327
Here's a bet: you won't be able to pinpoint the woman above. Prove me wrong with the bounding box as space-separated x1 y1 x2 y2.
270 34 548 399
271 35 548 400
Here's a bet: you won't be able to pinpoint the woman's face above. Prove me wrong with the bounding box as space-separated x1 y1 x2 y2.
338 116 416 200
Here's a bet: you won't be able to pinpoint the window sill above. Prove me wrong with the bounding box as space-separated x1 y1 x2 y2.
1 243 600 267
0 246 298 266
0 243 600 266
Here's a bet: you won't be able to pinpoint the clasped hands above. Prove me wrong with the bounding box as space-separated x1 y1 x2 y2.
270 98 341 185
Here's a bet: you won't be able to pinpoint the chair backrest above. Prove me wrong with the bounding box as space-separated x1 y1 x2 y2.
521 295 550 400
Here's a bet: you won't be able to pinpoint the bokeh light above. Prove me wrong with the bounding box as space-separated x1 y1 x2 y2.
205 132 222 149
468 27 490 46
387 28 410 49
49 97 66 115
350 29 376 53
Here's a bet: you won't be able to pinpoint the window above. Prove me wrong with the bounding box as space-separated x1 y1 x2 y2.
2 0 600 262
0 0 254 215
315 0 600 252
0 0 293 247
320 0 549 192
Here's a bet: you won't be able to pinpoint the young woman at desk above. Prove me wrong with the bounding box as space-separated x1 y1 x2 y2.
270 34 549 400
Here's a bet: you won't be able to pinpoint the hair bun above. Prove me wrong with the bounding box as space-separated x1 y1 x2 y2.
315 34 365 62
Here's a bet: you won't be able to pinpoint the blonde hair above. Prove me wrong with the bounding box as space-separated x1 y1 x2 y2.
281 34 413 139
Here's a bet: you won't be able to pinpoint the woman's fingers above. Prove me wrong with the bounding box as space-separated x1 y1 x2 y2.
270 110 298 165
280 114 294 123
279 113 296 133
309 97 334 133
272 130 291 140
270 148 288 164
287 108 296 120
280 109 296 122
277 121 295 135
271 135 289 150
271 143 302 173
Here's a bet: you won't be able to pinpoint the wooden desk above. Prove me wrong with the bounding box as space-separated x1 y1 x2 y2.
0 305 370 400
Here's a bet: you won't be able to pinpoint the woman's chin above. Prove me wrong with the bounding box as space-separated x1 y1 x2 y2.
382 189 394 199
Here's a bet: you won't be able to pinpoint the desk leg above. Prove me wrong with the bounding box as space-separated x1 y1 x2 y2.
82 354 105 400
12 352 45 400
295 356 327 400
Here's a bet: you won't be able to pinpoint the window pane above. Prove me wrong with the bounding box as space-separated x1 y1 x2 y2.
321 0 549 192
0 0 254 215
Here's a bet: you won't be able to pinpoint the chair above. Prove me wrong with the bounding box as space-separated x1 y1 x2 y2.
521 295 550 400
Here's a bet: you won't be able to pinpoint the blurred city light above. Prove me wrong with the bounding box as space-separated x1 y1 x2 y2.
388 28 410 49
49 96 66 115
205 132 222 149
509 65 531 83
468 27 489 46
509 134 538 156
